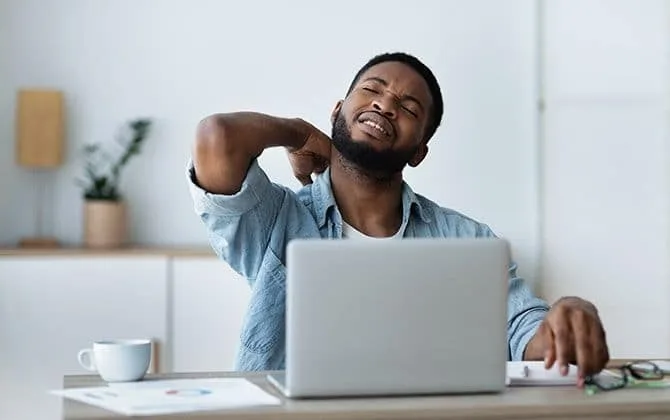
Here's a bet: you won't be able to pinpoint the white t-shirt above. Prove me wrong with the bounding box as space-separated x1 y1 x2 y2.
342 220 404 240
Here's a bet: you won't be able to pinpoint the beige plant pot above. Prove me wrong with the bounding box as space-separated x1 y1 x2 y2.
84 200 127 248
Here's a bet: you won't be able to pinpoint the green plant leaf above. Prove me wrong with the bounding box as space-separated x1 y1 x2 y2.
76 117 153 201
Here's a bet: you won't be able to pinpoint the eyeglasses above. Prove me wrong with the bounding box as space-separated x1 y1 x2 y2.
585 360 666 394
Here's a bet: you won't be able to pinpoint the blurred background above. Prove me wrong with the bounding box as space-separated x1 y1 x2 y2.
1 0 669 418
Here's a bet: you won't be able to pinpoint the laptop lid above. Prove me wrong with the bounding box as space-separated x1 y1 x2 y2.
279 237 510 398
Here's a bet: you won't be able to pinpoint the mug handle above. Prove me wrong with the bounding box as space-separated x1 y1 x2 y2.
77 348 96 371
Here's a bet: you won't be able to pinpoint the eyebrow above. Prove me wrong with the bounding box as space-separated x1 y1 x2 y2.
360 76 425 111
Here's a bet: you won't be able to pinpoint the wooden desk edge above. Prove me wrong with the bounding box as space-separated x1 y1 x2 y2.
61 364 670 420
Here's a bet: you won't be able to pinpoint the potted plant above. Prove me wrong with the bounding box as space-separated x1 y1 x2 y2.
77 118 152 248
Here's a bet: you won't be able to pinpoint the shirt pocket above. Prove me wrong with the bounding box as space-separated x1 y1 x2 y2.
240 248 286 354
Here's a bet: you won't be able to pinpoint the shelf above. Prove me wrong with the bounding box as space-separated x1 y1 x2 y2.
0 246 216 258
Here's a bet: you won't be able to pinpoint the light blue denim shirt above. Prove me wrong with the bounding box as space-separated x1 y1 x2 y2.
188 159 550 371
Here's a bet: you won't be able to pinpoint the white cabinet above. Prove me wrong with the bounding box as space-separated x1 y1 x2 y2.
0 252 252 420
0 256 168 420
170 257 251 372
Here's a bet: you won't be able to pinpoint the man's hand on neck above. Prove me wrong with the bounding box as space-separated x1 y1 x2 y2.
329 151 404 238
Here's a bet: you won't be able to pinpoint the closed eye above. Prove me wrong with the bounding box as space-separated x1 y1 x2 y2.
402 106 418 117
362 87 379 93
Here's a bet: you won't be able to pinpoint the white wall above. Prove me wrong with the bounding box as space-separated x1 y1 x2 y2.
0 0 541 282
1 0 669 368
540 0 670 358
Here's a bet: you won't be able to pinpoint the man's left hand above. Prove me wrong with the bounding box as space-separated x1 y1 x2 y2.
525 296 610 386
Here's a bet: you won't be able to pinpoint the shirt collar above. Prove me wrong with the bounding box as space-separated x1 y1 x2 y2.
311 167 431 229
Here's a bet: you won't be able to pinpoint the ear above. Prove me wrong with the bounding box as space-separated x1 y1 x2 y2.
330 100 343 125
408 143 428 168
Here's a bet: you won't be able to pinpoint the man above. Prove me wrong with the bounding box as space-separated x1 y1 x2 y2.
188 52 609 385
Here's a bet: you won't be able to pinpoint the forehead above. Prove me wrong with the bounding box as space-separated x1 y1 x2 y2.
355 61 433 107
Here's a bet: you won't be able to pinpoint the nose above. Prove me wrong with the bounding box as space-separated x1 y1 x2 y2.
372 94 397 118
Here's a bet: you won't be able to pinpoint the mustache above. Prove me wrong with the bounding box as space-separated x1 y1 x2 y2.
331 112 416 175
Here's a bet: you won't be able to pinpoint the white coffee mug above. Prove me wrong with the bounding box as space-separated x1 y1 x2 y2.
77 339 152 382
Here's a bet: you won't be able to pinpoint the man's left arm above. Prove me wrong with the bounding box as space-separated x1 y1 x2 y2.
473 224 550 361
477 224 609 382
505 261 550 361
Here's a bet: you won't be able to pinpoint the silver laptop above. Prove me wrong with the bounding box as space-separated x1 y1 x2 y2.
267 237 510 398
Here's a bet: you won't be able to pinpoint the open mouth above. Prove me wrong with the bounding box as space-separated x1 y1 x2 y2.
357 112 395 139
361 119 388 136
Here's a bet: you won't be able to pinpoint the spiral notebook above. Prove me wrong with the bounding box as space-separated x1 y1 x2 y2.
506 361 605 386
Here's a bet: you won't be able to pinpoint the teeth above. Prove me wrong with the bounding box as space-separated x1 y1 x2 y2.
362 120 387 135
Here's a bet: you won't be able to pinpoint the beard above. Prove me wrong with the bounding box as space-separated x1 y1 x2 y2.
330 111 419 177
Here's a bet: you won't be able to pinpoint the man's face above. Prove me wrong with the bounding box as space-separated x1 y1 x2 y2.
331 61 433 176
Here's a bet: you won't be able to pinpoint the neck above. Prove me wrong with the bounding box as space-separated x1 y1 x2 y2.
329 151 404 238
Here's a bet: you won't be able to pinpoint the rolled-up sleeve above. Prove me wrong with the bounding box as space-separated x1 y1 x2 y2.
188 159 275 217
475 224 550 361
187 158 286 282
506 262 549 361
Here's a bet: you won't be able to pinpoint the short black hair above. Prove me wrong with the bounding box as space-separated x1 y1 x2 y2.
346 52 444 142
